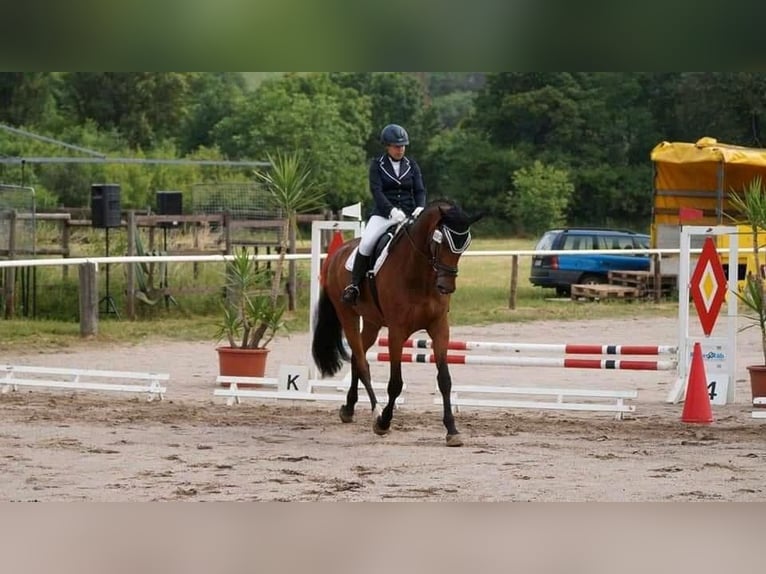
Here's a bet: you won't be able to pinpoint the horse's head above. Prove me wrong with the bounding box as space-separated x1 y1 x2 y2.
415 199 483 295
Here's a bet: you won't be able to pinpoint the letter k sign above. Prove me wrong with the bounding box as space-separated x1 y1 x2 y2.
278 365 309 393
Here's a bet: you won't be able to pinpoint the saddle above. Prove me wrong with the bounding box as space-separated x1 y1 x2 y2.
344 221 406 276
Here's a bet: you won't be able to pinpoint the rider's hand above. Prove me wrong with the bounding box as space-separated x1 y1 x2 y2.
389 207 406 223
411 206 424 219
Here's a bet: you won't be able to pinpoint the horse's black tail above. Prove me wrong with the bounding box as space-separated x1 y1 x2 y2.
312 288 350 377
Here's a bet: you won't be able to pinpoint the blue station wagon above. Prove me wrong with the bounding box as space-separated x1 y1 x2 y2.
529 228 651 296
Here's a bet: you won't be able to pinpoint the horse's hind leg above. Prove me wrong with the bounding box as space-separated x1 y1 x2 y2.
339 316 379 423
340 360 360 423
428 322 463 447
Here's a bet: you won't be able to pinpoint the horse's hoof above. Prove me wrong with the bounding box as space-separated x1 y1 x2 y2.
446 433 463 447
339 405 354 423
373 416 390 436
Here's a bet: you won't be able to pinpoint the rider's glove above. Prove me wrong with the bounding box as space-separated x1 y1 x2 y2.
411 206 424 219
389 207 406 223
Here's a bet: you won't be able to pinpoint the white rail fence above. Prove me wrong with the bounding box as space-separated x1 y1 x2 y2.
1 246 682 334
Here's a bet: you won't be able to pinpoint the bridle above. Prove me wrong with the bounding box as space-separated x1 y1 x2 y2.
405 216 472 277
429 225 472 276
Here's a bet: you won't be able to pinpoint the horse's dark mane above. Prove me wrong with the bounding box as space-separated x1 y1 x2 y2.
427 197 457 210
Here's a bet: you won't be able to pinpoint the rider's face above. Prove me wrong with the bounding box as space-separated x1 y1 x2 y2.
387 144 405 160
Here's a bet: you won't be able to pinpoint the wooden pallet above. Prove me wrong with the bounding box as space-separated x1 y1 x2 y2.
571 284 639 302
607 270 677 298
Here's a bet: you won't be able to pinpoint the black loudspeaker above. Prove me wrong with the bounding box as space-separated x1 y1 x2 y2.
156 191 183 215
91 184 122 228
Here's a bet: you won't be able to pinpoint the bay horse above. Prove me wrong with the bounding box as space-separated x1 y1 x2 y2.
311 199 482 447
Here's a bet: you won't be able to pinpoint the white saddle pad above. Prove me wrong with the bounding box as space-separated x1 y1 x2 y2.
344 243 393 275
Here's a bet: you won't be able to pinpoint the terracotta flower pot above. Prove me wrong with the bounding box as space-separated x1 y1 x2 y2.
747 364 766 406
216 347 270 385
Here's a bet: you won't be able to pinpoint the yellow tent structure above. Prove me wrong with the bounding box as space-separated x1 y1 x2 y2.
651 137 766 241
651 137 766 278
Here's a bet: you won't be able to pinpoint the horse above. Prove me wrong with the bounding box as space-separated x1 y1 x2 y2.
311 198 483 447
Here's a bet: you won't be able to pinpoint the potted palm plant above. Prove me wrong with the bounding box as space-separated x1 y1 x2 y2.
215 246 287 376
728 175 766 401
215 150 325 377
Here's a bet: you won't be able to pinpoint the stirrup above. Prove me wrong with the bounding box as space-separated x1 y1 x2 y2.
341 284 360 304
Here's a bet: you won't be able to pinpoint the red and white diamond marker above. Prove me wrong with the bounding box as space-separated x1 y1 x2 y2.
689 237 728 336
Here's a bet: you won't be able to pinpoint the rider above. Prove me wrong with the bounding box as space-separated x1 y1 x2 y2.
342 123 427 305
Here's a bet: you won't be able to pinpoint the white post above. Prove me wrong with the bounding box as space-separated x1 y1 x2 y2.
669 225 738 405
309 220 361 377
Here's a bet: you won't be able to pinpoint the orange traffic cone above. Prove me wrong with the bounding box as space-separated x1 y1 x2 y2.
320 230 345 286
681 342 714 424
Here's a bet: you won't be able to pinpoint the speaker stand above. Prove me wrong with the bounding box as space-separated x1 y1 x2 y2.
99 227 120 318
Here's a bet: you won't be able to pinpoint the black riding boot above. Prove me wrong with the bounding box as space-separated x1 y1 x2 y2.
342 254 370 305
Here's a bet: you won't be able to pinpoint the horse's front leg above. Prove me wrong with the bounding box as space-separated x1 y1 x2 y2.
359 320 382 423
429 325 462 447
373 332 405 436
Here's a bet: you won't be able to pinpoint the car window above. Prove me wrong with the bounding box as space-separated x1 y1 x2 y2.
604 235 635 249
561 234 593 250
634 236 650 248
534 232 556 251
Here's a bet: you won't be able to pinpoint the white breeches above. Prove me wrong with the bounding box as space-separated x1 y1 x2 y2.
358 215 393 256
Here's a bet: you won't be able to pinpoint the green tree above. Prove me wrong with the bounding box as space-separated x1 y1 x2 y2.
507 160 574 236
0 72 58 127
213 73 371 210
430 91 476 129
60 72 194 149
179 73 247 154
671 73 766 146
469 72 661 229
329 72 432 158
423 128 524 227
426 73 486 97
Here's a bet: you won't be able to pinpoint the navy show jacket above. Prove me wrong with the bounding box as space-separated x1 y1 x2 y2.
368 154 426 217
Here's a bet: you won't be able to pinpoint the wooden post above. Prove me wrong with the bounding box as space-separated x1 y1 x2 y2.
4 211 16 318
508 254 519 310
2 267 13 319
62 217 70 280
126 210 136 320
193 220 200 279
224 211 232 255
79 262 98 336
653 253 661 303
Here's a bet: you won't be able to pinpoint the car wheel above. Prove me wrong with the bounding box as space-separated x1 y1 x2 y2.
579 274 606 285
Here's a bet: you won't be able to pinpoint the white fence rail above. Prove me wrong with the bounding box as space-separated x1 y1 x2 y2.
0 245 702 336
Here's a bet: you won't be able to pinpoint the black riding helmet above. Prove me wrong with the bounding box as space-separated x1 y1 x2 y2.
380 124 409 146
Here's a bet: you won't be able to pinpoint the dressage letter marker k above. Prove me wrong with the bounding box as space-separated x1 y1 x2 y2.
278 365 309 393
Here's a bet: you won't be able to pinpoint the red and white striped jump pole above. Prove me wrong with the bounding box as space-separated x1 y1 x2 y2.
366 352 676 371
377 337 677 356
